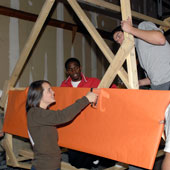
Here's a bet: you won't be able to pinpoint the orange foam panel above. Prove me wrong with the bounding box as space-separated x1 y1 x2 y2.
3 87 170 169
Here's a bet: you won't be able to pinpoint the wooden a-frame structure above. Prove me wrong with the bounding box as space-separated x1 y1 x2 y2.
0 0 170 169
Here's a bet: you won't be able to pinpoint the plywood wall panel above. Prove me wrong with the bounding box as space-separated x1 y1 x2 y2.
0 15 9 89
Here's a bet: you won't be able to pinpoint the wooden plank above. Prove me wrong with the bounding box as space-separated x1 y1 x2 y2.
156 149 165 158
68 0 115 63
10 87 26 90
105 162 128 170
17 157 31 162
19 149 34 159
120 0 139 89
1 135 19 167
98 38 134 88
80 0 170 28
105 167 126 170
0 0 55 108
67 0 130 88
2 99 19 167
0 80 10 108
61 161 86 170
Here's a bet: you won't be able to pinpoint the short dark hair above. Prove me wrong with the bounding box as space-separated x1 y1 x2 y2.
111 26 123 40
65 58 80 70
26 80 51 112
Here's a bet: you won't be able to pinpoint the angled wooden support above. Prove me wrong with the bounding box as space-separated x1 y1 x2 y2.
2 136 32 169
18 149 34 160
120 0 138 89
68 0 113 62
0 80 10 109
1 134 31 168
1 135 18 167
61 162 88 170
67 0 131 88
0 0 55 109
98 38 134 88
105 162 128 170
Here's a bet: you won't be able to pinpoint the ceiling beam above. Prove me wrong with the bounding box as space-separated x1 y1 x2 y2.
79 0 170 28
0 5 113 41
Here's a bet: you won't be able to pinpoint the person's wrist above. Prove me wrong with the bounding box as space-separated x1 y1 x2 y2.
128 26 134 35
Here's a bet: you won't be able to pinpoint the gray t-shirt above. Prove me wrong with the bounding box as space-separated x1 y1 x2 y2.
135 21 170 86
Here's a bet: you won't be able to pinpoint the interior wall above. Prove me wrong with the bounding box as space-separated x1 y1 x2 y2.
0 1 10 90
0 0 117 89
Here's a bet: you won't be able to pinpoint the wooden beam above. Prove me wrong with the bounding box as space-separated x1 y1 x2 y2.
105 162 128 170
156 149 165 158
98 38 134 88
1 135 19 167
0 0 55 108
0 5 113 41
120 0 139 89
0 80 10 109
67 0 131 88
61 161 86 170
68 0 115 63
19 149 34 159
79 0 170 28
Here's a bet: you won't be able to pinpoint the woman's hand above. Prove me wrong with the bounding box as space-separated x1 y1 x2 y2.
86 92 98 103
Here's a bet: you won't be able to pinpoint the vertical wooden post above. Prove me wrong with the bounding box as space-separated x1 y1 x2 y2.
120 0 139 89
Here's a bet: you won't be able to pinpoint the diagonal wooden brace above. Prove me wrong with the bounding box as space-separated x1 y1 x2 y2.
68 0 131 88
98 38 134 88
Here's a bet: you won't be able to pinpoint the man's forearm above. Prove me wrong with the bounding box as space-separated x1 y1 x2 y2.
121 18 166 45
139 78 151 86
129 27 165 45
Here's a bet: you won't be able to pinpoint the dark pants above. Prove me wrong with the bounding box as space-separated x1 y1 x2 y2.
68 149 98 169
68 149 115 169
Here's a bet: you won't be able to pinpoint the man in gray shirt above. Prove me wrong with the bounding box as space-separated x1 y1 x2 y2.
112 18 170 170
113 18 170 90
